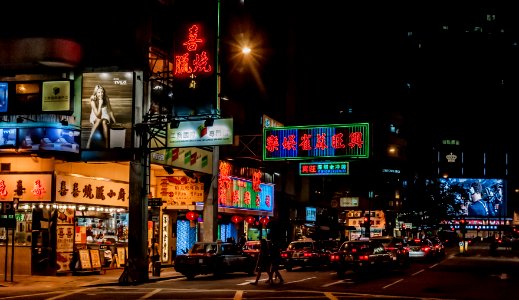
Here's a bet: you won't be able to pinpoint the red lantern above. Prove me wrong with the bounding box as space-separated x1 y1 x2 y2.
231 215 243 224
245 216 255 224
260 216 270 226
186 211 199 221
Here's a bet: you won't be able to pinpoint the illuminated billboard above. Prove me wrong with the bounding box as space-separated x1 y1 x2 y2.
81 72 134 149
263 123 370 161
437 178 506 218
299 161 350 176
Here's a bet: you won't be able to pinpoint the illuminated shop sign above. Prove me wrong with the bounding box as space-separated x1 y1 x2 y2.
306 207 316 222
157 176 204 208
172 0 218 117
0 174 52 202
263 123 370 161
217 162 273 212
55 174 129 208
300 161 349 176
0 82 8 113
167 118 233 147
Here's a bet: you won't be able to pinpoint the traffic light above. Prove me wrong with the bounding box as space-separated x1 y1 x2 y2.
362 216 370 237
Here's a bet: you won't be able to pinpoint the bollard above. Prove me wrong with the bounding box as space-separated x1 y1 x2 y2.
153 261 161 277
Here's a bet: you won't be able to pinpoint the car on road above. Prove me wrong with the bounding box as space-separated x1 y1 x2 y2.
370 236 410 267
281 239 331 271
242 240 262 260
174 241 256 279
407 238 436 261
329 239 396 278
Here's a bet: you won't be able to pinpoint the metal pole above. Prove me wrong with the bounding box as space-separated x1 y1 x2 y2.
10 227 14 281
202 146 219 242
4 228 8 281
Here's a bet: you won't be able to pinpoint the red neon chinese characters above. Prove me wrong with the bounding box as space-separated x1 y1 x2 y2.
183 25 203 51
266 135 280 152
331 133 346 149
348 131 364 148
299 134 312 150
282 135 297 150
252 170 262 192
174 24 213 77
315 133 327 150
218 162 232 205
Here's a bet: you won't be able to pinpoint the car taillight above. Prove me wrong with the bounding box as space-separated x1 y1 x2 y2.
359 255 369 261
281 253 288 258
330 254 339 262
422 246 431 252
304 252 317 257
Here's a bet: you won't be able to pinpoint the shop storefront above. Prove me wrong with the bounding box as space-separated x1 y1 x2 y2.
0 158 130 276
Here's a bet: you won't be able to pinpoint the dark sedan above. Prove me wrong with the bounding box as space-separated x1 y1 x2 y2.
329 240 396 278
174 241 256 279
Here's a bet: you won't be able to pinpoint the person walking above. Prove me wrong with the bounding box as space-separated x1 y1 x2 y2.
269 240 284 284
250 238 272 285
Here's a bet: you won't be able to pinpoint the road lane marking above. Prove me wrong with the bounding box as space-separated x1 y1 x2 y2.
234 290 243 300
324 292 338 300
382 278 404 289
287 276 316 284
411 269 425 276
46 288 92 300
322 280 345 287
139 288 162 299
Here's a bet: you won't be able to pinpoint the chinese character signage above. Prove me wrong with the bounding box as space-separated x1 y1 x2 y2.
172 0 218 117
42 80 71 112
300 161 350 176
217 162 274 212
167 118 233 147
157 176 204 208
263 123 370 161
55 174 129 208
0 174 52 202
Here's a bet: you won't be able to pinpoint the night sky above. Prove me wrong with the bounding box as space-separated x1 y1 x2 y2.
220 1 519 143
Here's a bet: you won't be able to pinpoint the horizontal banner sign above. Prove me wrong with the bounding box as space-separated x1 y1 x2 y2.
0 173 52 202
300 161 349 176
150 147 213 174
263 123 370 161
167 118 233 147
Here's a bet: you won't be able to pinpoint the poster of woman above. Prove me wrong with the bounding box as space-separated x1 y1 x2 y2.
81 72 134 149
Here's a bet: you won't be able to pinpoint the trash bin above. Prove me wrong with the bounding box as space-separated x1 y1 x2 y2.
153 261 161 277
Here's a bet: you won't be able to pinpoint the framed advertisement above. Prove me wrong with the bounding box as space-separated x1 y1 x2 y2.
81 72 134 150
79 249 92 270
56 225 74 252
90 249 102 269
117 247 126 266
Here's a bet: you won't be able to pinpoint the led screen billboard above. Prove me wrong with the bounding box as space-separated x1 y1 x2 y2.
437 178 506 218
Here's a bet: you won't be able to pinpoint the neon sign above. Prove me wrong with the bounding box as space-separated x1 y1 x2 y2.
174 24 213 78
299 161 350 176
263 123 370 161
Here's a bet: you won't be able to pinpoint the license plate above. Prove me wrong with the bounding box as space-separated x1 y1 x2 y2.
199 259 203 263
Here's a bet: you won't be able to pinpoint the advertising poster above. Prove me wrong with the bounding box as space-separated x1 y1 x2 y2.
81 72 134 149
56 252 73 273
79 249 92 270
56 225 74 252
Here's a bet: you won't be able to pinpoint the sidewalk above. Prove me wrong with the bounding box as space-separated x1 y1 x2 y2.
0 266 184 289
